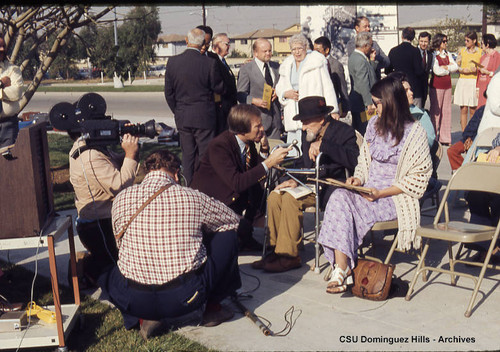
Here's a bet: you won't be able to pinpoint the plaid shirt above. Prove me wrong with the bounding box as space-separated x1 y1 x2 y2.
112 170 240 285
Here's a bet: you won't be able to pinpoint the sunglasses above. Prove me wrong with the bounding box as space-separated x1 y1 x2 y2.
372 98 383 106
442 40 448 43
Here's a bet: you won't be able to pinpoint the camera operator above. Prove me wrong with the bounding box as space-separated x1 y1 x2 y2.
68 130 139 287
0 36 24 149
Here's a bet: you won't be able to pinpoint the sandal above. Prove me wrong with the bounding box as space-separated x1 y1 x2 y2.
326 264 353 294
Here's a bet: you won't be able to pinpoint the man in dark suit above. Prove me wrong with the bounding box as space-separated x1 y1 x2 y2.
386 27 426 108
348 32 377 135
237 38 282 139
252 96 359 273
346 16 390 80
191 104 291 249
196 25 213 55
164 27 224 185
209 33 237 135
313 36 350 118
417 31 433 109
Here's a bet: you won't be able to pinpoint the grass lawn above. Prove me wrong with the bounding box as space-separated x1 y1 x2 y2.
0 260 211 352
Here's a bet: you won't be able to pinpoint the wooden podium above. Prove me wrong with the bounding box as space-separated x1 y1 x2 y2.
0 215 80 351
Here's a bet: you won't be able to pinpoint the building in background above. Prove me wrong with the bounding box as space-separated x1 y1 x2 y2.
232 25 301 58
154 34 187 63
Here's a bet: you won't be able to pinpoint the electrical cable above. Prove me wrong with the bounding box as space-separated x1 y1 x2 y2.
15 228 44 352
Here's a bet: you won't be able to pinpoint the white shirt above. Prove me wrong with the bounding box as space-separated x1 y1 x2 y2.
254 57 276 85
0 60 23 118
235 135 268 172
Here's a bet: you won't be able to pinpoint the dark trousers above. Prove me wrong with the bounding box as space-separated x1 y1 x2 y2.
351 111 368 136
99 230 241 329
76 218 118 281
0 116 19 148
466 191 500 250
178 126 214 186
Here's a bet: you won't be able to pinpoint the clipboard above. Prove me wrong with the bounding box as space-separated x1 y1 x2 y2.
307 177 373 195
262 83 273 110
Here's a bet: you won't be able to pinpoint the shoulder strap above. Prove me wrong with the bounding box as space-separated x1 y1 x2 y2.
115 184 173 240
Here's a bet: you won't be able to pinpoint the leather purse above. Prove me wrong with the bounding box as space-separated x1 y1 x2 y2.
351 259 395 301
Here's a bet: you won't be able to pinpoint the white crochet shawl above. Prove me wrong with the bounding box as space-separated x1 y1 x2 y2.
354 122 432 250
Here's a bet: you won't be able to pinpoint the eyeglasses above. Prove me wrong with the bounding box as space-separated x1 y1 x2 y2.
222 42 230 46
372 98 382 106
291 46 305 52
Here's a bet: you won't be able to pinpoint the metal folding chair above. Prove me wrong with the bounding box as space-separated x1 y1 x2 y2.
405 162 500 317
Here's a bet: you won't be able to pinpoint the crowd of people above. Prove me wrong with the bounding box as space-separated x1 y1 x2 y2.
3 17 499 340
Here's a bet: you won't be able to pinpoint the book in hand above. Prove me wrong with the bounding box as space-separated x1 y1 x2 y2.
471 60 484 69
273 184 314 199
307 177 373 195
262 83 273 110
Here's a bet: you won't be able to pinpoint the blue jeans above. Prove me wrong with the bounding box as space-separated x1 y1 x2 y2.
99 230 241 329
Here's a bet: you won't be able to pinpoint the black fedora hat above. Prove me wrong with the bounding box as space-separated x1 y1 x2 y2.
292 96 333 121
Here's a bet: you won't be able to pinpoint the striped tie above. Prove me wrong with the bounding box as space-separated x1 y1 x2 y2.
244 145 251 170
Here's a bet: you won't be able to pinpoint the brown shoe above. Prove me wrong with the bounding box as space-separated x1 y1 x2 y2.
139 319 163 340
202 303 234 327
263 255 301 273
251 252 279 270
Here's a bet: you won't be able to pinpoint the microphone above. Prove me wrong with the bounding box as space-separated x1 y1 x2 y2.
276 139 298 149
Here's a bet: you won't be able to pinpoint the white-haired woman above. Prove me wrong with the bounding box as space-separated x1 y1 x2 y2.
275 34 339 153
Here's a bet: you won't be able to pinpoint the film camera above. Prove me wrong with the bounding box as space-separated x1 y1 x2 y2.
49 93 163 146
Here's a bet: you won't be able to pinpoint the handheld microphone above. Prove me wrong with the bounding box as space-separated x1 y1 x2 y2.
276 139 298 149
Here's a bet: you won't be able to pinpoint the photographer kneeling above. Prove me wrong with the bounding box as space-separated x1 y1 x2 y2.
101 150 241 339
68 130 139 288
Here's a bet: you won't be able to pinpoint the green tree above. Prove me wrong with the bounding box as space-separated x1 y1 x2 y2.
431 17 470 53
118 6 161 80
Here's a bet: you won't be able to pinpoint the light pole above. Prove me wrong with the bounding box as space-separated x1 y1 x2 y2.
113 8 124 88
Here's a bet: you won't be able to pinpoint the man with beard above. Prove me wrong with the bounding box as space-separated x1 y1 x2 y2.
253 96 359 273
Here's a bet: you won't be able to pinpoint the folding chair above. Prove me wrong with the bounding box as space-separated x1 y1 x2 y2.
420 141 443 215
405 162 500 317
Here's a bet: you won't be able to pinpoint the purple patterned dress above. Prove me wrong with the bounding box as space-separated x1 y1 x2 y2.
318 116 414 269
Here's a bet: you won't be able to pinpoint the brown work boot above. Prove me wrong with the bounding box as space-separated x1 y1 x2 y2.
201 302 234 327
139 319 163 340
251 252 278 270
262 255 301 273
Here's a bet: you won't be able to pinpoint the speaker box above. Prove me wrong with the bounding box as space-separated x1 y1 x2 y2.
0 122 54 239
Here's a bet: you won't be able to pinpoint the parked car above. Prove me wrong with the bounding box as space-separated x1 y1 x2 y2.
147 65 166 77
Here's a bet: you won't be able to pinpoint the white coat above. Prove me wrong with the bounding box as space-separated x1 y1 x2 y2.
275 50 338 132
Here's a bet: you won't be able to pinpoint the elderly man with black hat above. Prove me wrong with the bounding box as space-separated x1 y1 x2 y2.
253 96 359 273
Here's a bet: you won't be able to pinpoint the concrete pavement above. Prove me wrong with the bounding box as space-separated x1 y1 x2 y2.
3 98 500 351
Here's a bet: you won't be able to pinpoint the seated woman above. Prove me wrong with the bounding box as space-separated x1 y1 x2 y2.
318 76 432 294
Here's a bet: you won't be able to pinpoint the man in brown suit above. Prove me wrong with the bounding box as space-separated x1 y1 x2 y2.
191 104 290 250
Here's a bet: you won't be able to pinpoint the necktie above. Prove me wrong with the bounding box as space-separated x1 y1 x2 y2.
244 145 251 170
222 57 229 69
422 51 426 69
327 59 332 74
264 63 273 87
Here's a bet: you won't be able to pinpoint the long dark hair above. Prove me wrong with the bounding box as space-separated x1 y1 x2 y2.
431 33 447 52
370 76 414 146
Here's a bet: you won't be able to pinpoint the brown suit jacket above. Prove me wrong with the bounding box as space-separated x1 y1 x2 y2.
190 130 266 217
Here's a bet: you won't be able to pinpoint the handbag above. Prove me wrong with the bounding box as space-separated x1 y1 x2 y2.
351 259 395 301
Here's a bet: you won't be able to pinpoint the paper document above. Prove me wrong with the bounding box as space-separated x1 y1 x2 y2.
307 177 373 195
262 83 273 110
476 153 500 163
273 185 314 199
